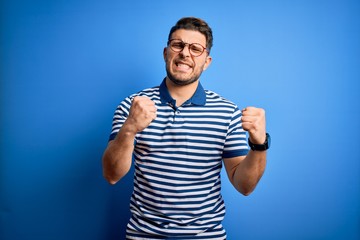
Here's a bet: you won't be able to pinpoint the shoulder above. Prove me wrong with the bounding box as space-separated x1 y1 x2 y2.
204 89 238 108
114 85 160 112
119 85 161 105
130 85 160 99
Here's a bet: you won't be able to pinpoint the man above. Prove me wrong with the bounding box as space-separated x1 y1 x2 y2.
102 17 270 240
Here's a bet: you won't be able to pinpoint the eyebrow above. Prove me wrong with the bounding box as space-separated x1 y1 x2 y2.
170 39 206 46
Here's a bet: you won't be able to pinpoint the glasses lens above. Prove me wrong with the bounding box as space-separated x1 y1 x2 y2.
170 40 184 52
190 43 205 56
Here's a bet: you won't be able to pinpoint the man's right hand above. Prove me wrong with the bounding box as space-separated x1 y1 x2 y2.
125 96 157 133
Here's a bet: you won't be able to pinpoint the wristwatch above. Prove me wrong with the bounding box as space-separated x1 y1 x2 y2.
248 133 271 151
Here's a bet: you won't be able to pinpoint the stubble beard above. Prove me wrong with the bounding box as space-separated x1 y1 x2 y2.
165 65 203 86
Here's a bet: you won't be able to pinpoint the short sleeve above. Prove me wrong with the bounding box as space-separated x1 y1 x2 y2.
108 97 133 141
222 106 249 158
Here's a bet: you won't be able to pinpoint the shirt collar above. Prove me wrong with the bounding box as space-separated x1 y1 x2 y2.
159 78 206 106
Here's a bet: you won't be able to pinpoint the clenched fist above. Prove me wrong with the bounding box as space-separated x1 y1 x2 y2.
126 96 157 133
241 107 266 144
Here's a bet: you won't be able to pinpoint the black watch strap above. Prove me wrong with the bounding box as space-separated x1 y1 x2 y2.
248 133 271 151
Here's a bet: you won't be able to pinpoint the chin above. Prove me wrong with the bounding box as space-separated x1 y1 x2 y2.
168 76 198 86
166 71 201 86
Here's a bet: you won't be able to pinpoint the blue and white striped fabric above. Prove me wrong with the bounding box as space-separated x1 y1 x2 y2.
109 79 249 239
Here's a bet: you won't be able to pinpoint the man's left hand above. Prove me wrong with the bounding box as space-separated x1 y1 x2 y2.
241 107 267 144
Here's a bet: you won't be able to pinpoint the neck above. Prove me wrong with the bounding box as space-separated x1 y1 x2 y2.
165 77 199 107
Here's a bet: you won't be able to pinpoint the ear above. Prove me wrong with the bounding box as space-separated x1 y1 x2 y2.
203 55 212 71
163 47 167 61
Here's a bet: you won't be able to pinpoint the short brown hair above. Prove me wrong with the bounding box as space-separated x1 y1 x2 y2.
168 17 213 53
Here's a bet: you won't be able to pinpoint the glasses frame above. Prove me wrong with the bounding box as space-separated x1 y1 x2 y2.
167 39 209 57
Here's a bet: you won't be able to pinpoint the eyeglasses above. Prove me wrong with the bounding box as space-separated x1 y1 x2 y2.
167 39 208 57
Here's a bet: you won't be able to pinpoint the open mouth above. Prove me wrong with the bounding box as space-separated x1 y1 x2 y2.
175 61 192 71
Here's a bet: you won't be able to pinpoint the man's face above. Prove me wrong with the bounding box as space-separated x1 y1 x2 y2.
164 29 212 86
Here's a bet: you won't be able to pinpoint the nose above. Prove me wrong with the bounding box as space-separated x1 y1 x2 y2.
179 44 191 57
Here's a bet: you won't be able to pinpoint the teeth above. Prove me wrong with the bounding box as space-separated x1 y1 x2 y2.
177 63 190 69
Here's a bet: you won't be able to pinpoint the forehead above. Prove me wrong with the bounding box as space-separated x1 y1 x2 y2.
170 29 207 45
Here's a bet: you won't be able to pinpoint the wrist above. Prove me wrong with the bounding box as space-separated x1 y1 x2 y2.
122 119 140 135
113 122 137 143
248 133 271 151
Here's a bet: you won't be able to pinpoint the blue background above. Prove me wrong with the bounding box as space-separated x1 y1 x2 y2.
1 0 359 239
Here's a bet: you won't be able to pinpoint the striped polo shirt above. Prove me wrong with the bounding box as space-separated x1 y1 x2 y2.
109 79 249 239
